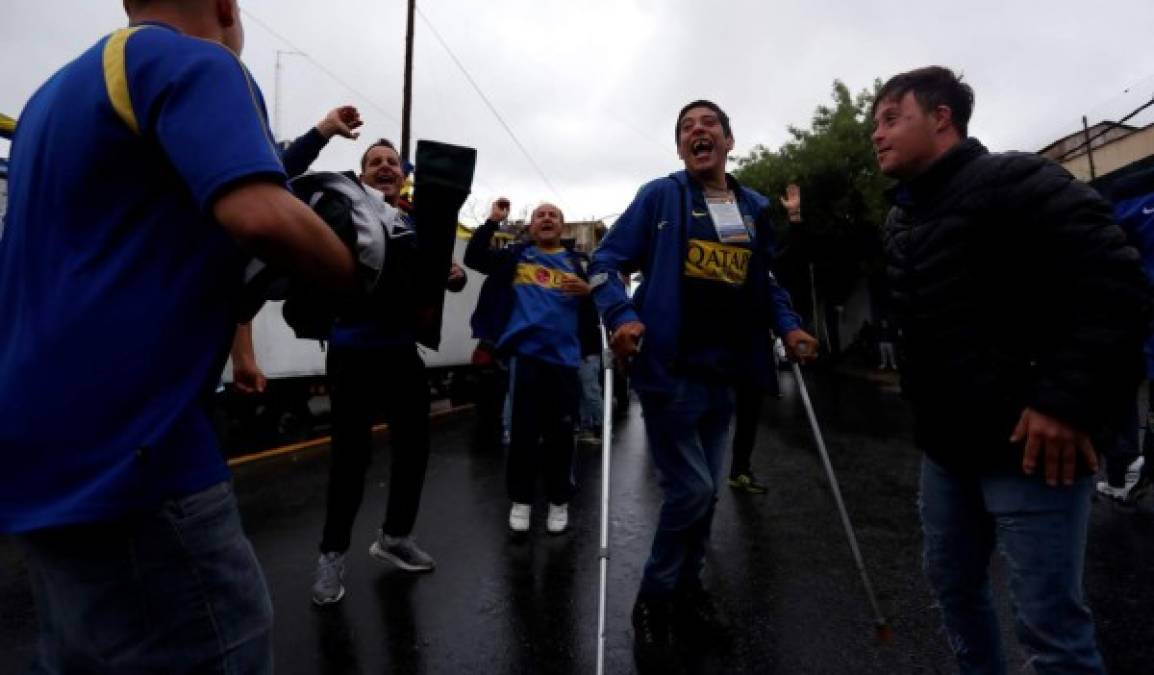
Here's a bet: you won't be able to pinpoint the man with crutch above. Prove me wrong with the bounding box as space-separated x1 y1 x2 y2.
589 100 817 670
873 66 1148 674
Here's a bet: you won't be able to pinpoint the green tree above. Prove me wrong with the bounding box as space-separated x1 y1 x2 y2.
735 80 890 318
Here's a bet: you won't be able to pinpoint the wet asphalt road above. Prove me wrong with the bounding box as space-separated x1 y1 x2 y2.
2 371 1153 674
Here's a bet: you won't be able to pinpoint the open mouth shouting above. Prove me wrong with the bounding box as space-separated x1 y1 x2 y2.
367 168 401 196
530 204 564 244
691 136 714 160
533 219 560 239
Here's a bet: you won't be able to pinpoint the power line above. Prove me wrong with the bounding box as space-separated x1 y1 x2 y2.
244 7 506 200
1054 95 1154 163
1029 72 1154 154
415 7 564 201
486 40 670 159
240 8 401 126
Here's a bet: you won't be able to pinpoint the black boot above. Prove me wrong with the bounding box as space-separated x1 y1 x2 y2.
632 594 680 673
674 584 730 644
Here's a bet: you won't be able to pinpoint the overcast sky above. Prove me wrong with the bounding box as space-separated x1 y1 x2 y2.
3 0 1153 223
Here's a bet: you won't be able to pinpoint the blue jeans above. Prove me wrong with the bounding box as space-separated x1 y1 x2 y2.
577 353 604 431
638 378 734 596
17 481 273 674
919 458 1104 675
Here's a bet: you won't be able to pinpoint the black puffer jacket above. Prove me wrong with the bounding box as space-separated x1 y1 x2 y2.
883 138 1149 473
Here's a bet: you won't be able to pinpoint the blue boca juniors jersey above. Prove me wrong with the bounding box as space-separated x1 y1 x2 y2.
498 246 583 368
678 187 757 380
0 23 286 532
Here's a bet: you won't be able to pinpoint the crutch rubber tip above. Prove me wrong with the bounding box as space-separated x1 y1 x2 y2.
874 621 894 645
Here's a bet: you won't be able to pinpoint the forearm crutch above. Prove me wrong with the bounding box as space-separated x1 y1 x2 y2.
787 350 892 643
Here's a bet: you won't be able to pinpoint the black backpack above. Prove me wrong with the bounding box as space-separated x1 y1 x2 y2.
279 141 477 346
280 173 362 340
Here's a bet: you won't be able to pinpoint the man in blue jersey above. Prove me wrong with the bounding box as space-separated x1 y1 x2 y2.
466 200 598 535
590 100 817 669
1095 166 1154 503
0 1 355 671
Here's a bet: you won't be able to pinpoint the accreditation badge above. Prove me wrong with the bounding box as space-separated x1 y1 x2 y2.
706 196 751 243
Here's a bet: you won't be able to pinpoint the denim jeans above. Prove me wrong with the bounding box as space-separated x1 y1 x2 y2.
17 481 273 674
919 457 1105 675
638 378 734 596
577 353 604 431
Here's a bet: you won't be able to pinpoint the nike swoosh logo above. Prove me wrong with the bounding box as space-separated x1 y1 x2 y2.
1143 206 1154 215
657 220 667 230
691 209 708 217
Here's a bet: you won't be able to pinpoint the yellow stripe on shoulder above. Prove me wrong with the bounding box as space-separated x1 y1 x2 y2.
103 27 148 135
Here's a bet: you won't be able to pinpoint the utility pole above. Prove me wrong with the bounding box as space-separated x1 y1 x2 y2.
1082 115 1097 180
401 0 416 162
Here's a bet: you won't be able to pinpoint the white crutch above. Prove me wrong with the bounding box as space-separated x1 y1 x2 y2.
596 324 615 675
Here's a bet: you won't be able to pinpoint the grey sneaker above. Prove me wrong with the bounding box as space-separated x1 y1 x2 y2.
369 532 436 572
312 552 346 606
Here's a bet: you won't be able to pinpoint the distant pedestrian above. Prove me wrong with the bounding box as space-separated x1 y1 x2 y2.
729 184 805 495
877 319 898 370
1095 164 1154 503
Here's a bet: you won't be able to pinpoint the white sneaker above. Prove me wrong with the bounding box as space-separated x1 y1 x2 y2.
1127 457 1146 484
546 503 569 534
369 532 436 572
311 551 346 606
1096 457 1146 502
509 503 531 532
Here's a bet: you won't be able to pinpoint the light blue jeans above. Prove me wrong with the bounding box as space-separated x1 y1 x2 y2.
18 481 273 674
577 353 604 432
638 378 734 596
919 457 1105 675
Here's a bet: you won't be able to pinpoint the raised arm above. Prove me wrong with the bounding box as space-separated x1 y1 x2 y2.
281 105 363 178
464 198 514 274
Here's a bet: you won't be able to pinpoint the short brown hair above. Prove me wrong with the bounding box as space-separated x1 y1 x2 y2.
873 66 974 137
675 100 732 144
359 138 398 172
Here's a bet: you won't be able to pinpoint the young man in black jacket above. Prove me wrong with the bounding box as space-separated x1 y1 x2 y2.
873 66 1147 674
